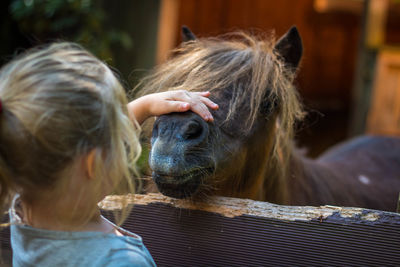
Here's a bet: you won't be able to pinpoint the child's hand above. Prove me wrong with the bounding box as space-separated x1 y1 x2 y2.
128 90 219 125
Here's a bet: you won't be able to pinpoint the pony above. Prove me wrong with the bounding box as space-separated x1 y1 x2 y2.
138 26 400 211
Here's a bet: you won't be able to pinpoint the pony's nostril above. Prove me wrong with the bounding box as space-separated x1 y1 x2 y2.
182 121 203 140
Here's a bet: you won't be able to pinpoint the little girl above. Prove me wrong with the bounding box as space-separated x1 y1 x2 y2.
0 42 218 266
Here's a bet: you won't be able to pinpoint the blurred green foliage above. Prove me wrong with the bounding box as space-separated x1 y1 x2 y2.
9 0 132 61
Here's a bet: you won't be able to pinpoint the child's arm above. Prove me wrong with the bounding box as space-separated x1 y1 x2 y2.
127 90 219 125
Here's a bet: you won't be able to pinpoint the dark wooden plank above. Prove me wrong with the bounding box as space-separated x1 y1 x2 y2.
2 194 399 266
101 194 400 267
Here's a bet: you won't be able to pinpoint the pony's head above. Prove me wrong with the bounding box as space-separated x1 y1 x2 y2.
140 26 305 200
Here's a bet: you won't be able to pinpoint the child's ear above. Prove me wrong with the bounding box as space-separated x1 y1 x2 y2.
86 149 96 180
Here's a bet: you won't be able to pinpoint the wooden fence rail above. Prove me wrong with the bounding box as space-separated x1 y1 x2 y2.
2 193 400 266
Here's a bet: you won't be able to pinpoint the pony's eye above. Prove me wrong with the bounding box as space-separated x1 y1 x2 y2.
182 121 202 140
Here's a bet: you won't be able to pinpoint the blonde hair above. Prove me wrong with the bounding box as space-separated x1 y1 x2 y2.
0 42 141 224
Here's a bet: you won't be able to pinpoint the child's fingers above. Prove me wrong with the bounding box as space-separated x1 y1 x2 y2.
154 100 190 115
168 90 217 121
190 102 214 121
200 97 219 110
196 91 211 97
193 91 218 110
173 99 213 121
171 101 191 112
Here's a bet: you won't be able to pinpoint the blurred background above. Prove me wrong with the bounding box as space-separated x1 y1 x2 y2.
1 0 400 159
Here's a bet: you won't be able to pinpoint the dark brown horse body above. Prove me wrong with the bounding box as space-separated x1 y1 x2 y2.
144 26 400 211
294 136 400 210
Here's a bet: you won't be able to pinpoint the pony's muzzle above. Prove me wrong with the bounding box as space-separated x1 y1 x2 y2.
149 112 213 198
150 112 210 176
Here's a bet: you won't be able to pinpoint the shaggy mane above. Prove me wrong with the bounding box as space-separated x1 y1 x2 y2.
135 32 305 198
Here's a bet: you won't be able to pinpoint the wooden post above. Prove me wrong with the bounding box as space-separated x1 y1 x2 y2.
349 0 389 136
366 48 400 135
156 0 180 64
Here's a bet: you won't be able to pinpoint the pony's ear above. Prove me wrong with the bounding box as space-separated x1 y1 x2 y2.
274 26 303 70
182 25 197 42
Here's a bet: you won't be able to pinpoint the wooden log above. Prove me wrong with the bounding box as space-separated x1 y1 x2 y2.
100 193 385 221
99 193 400 267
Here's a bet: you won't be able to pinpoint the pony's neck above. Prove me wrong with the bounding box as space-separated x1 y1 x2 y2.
217 119 289 203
